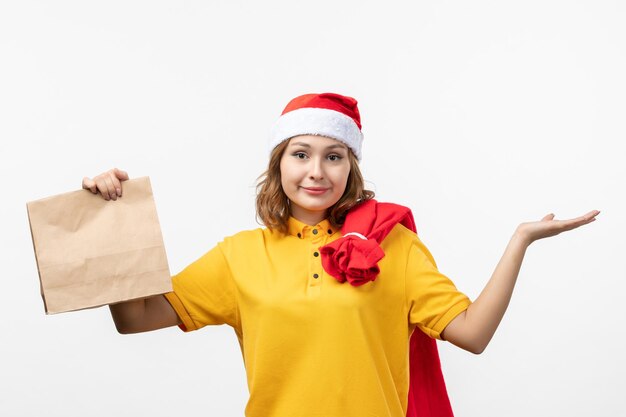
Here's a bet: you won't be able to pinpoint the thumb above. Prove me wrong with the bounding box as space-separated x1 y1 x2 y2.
113 168 129 181
82 177 97 193
541 213 555 221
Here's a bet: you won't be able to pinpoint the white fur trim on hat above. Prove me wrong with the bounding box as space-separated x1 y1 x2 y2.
268 107 363 160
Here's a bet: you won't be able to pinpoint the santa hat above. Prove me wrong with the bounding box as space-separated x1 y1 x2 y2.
268 92 364 160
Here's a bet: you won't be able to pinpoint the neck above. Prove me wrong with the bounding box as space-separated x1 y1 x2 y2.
290 208 328 226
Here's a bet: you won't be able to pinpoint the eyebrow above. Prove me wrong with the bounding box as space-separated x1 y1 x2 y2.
289 142 347 150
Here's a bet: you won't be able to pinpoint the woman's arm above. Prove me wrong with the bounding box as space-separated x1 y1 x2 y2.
441 210 600 354
109 295 181 334
82 168 181 334
441 231 528 354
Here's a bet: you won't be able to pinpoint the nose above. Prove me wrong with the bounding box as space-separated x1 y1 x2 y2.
308 156 324 180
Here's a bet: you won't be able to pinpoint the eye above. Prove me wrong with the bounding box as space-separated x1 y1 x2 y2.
292 152 308 159
327 154 343 161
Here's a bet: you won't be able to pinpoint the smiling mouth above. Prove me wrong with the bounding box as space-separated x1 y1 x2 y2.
301 187 329 194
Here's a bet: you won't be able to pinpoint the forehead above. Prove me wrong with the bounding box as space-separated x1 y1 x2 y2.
287 135 348 149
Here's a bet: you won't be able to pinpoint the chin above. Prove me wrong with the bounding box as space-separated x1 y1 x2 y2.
297 202 332 212
290 196 339 215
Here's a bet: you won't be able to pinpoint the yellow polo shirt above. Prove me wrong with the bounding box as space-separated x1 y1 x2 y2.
164 217 471 417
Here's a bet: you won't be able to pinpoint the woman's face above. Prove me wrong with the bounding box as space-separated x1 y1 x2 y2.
280 135 351 225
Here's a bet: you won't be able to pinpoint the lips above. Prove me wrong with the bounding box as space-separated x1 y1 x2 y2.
301 186 329 195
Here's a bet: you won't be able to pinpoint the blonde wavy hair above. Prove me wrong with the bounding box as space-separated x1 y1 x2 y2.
255 138 375 234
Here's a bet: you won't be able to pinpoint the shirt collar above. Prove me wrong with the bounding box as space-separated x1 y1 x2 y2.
287 216 337 239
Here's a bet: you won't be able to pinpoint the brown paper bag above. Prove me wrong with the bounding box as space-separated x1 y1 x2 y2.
26 176 172 314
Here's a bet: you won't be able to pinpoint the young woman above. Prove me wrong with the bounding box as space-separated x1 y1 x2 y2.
82 92 599 417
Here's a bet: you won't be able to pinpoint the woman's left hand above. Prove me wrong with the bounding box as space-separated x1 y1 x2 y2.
516 210 600 246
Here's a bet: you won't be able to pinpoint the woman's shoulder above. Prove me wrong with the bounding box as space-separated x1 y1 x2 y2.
219 224 286 247
381 221 433 257
216 225 286 260
220 225 267 243
384 222 439 268
384 221 420 244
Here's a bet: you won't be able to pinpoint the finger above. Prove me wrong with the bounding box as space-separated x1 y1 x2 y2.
103 175 117 200
549 210 599 229
108 171 123 197
541 213 555 221
559 215 597 231
113 168 129 181
82 177 97 193
570 211 599 225
95 178 111 200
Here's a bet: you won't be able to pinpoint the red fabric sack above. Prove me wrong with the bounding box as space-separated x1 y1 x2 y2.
319 199 455 417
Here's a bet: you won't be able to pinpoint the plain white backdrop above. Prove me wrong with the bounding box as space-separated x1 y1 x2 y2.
1 1 624 416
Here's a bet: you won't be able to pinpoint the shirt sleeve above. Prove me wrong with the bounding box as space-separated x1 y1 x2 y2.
405 234 471 340
163 242 240 332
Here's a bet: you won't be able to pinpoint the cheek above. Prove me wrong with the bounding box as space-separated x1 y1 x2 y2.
279 159 298 191
333 164 351 190
279 159 290 183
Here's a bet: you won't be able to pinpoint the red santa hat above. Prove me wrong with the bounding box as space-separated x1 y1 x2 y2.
268 92 364 160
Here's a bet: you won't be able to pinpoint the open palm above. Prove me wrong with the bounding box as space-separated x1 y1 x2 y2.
517 210 600 245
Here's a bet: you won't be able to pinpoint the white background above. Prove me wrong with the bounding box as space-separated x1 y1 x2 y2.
1 1 625 416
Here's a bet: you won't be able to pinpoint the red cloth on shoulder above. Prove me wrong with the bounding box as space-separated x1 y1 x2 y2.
319 199 455 417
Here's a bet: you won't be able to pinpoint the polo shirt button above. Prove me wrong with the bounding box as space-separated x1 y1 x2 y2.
313 251 319 257
328 229 332 234
297 233 302 238
313 273 319 279
312 229 318 235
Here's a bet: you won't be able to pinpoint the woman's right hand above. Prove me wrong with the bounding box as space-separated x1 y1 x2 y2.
82 168 129 201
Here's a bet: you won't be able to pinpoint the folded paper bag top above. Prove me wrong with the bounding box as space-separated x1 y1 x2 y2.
26 176 172 314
